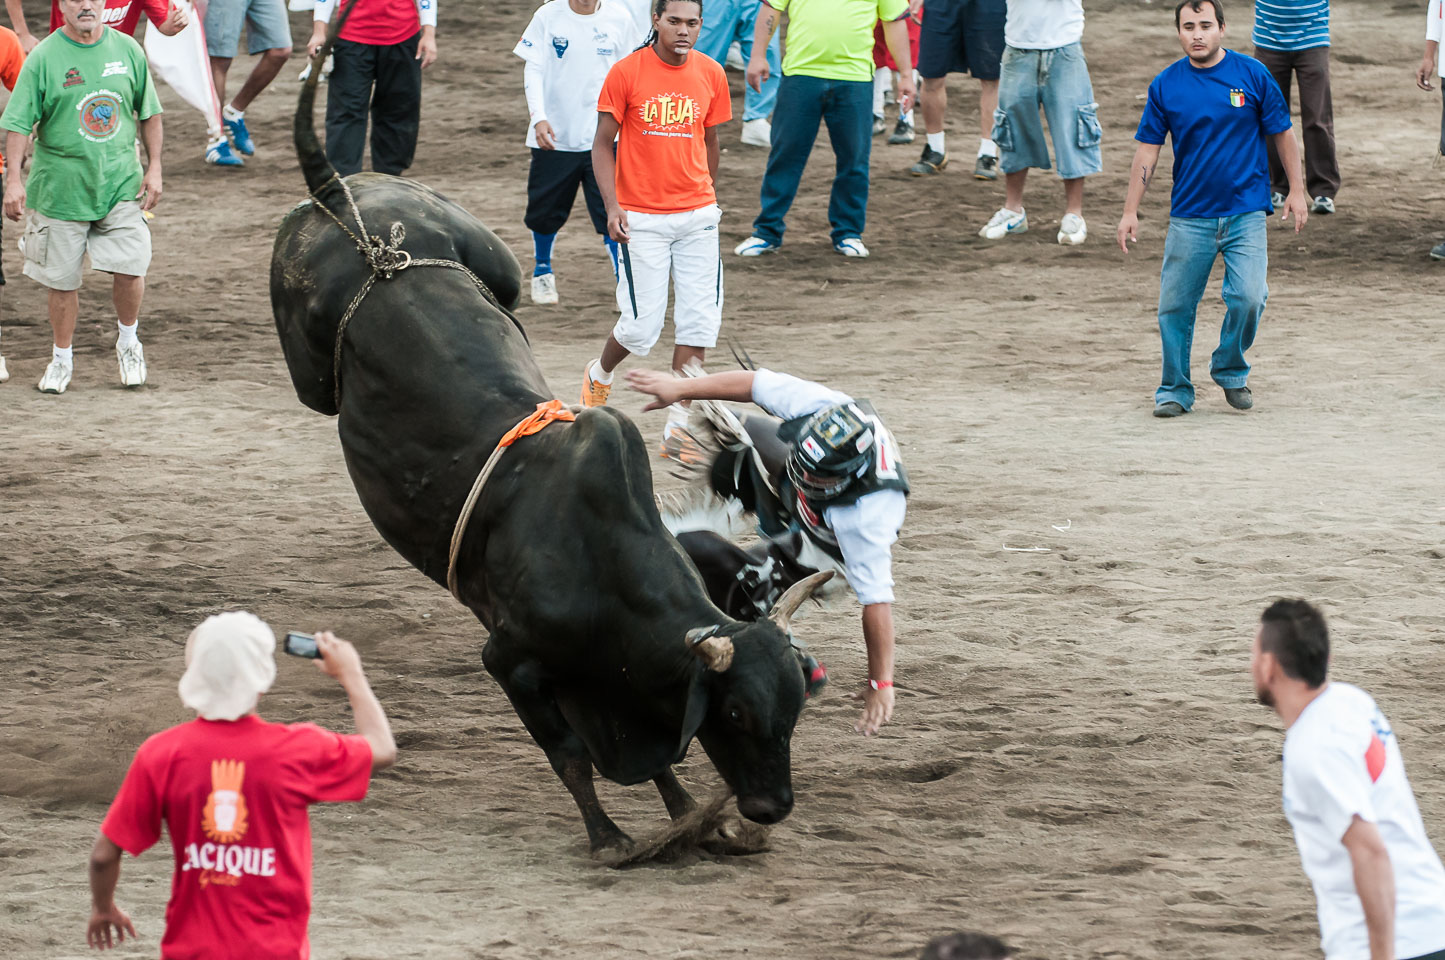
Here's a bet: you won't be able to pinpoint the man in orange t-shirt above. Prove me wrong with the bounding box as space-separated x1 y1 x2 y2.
580 0 731 462
0 23 22 385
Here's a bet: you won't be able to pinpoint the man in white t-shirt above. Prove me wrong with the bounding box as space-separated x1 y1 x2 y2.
628 366 909 737
977 0 1100 244
1251 599 1445 960
1418 0 1444 260
514 0 641 305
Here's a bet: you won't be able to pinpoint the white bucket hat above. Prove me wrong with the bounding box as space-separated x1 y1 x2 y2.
178 611 277 721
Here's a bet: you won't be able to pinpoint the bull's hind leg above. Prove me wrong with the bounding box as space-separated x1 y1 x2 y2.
653 769 697 819
484 649 632 854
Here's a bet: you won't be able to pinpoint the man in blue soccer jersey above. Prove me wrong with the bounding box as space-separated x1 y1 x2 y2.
1116 0 1308 418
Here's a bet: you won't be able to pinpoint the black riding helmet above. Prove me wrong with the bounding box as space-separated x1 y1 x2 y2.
785 403 875 502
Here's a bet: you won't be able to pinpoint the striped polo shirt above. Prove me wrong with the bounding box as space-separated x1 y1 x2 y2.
1252 0 1330 51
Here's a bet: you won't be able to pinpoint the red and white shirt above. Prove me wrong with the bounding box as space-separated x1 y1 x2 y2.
1282 682 1445 960
313 0 437 48
48 0 168 35
101 715 373 960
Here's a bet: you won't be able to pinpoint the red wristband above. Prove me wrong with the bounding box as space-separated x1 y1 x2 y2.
868 679 893 690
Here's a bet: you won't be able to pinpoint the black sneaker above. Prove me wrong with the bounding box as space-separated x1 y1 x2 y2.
1153 401 1187 418
1223 386 1253 410
888 116 915 144
973 154 999 180
1431 242 1445 261
910 146 947 176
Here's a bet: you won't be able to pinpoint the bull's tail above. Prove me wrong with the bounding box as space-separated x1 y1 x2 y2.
294 0 359 197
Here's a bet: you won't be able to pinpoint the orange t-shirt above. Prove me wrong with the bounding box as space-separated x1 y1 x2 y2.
0 26 24 174
597 45 731 215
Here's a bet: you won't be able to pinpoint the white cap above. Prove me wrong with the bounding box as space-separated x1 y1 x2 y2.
177 612 277 721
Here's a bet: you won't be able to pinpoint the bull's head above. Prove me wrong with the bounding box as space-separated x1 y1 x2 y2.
679 571 834 825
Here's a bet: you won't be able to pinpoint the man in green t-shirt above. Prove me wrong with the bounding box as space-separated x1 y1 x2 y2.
732 0 914 259
0 0 163 395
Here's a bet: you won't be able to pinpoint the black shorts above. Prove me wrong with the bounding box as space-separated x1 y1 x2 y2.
917 0 1006 81
524 148 608 236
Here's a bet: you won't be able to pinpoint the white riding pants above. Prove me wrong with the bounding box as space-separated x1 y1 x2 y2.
612 203 723 357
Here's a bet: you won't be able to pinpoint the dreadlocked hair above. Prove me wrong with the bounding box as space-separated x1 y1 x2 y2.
635 0 703 50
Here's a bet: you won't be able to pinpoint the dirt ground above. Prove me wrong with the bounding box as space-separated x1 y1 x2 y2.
4 0 1444 957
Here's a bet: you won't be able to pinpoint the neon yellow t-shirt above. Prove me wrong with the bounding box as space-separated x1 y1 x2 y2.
771 0 910 82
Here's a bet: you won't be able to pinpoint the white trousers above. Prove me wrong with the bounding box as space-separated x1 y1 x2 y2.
612 203 723 357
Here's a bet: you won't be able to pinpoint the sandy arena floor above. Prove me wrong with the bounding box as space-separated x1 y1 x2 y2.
3 1 1444 957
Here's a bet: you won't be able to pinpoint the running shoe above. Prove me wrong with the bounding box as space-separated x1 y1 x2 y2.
973 154 999 180
225 112 256 156
1432 242 1445 261
1311 196 1335 214
734 236 779 256
581 361 612 408
741 118 772 147
659 430 706 465
1270 191 1285 208
909 146 947 175
206 138 244 167
0 354 9 383
979 207 1027 240
117 340 147 387
888 117 915 144
531 272 559 305
37 358 72 394
1056 212 1087 245
872 115 887 137
834 237 870 258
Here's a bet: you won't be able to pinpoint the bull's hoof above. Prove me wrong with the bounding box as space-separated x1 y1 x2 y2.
699 817 771 856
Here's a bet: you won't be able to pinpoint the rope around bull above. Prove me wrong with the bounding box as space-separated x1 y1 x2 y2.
308 172 527 412
308 173 540 603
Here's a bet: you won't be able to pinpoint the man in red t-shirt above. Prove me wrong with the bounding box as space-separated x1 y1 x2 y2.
86 613 398 959
579 0 731 464
4 0 187 52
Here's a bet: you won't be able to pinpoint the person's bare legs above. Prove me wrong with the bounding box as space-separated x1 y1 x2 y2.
978 78 998 141
1063 176 1084 217
48 288 80 349
1003 169 1027 211
209 57 233 110
599 334 630 374
112 274 143 327
670 344 705 375
920 76 947 135
229 47 290 112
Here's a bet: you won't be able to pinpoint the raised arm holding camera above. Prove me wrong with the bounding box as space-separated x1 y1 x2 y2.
86 612 396 957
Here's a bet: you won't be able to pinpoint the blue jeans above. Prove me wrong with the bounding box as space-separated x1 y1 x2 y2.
752 74 872 245
1156 212 1269 409
992 43 1102 179
694 0 780 122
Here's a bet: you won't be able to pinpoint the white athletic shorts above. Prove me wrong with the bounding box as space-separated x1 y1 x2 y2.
612 203 723 357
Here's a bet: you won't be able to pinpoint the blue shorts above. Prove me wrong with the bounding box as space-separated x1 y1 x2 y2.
205 0 292 58
992 42 1102 179
917 0 1005 81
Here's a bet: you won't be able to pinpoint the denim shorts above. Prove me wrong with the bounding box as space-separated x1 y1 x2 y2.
204 0 292 58
991 42 1102 180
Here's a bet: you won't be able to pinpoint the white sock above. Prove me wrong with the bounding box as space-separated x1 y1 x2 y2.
979 137 998 158
927 131 945 154
53 344 73 364
223 104 244 122
589 359 613 385
872 67 889 116
117 320 139 347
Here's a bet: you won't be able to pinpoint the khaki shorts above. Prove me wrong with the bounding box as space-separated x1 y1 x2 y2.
22 200 152 292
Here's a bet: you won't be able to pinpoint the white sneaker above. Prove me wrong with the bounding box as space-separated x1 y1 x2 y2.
979 207 1028 240
1057 212 1087 245
0 354 8 383
725 40 745 71
117 340 147 387
1312 196 1335 214
38 358 72 394
741 118 771 148
531 272 559 305
1270 191 1285 208
734 236 779 256
833 237 870 258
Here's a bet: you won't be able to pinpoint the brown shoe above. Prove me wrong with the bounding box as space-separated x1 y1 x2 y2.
581 361 612 408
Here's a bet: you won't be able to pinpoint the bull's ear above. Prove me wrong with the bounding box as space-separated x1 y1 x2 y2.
686 625 734 672
675 672 709 761
766 570 835 635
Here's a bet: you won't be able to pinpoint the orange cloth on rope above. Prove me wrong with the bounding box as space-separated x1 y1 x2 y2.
495 399 576 448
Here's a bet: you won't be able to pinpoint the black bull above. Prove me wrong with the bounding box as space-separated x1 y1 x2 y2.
269 50 829 853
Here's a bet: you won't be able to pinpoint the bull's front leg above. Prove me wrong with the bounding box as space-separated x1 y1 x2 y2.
653 769 697 819
482 645 633 854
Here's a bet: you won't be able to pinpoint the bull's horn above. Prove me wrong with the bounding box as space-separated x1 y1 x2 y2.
686 625 734 673
766 570 835 634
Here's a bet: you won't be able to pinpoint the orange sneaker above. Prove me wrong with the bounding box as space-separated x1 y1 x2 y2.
659 429 706 465
581 361 612 408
